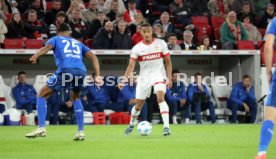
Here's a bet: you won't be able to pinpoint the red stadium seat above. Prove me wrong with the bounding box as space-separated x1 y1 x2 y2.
84 2 89 8
4 39 23 49
258 28 266 38
192 16 209 27
214 28 221 41
195 26 212 44
211 16 225 28
5 13 12 24
25 39 43 49
237 40 255 50
77 39 84 43
85 39 93 49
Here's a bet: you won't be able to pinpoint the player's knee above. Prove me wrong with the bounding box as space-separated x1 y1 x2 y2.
157 97 165 103
135 100 144 110
38 85 53 98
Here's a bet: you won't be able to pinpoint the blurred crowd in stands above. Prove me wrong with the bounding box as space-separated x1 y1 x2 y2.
0 0 274 50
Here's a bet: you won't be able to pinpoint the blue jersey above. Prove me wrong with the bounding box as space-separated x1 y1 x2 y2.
265 17 276 107
46 36 90 73
266 18 276 80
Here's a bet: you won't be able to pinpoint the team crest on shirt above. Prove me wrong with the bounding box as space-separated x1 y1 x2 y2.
154 46 161 52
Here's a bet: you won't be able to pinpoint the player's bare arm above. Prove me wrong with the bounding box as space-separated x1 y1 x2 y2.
264 34 275 85
118 59 137 88
164 55 172 88
29 44 53 64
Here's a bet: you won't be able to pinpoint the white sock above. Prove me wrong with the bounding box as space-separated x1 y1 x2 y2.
159 101 170 128
38 127 45 131
172 116 177 124
185 118 190 124
130 106 140 126
258 151 266 156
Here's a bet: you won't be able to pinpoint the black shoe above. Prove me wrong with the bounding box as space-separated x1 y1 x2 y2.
163 127 171 136
124 125 134 135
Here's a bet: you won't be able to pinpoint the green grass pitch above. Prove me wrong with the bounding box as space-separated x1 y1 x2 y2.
0 125 276 159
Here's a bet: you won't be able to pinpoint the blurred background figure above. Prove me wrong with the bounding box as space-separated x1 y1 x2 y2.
12 71 37 114
227 75 257 124
167 33 181 50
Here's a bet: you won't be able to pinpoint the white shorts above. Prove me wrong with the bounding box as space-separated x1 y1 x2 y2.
135 81 167 100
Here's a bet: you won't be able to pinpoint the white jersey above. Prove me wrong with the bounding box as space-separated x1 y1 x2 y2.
130 38 170 84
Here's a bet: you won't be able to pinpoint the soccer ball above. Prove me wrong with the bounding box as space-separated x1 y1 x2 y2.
137 121 152 136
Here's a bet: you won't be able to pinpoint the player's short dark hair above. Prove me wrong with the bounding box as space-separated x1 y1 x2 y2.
167 33 177 41
243 75 251 79
172 69 180 74
141 23 152 28
194 72 203 77
58 23 71 32
242 1 250 6
18 71 26 76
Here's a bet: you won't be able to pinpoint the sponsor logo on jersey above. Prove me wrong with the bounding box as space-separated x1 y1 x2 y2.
138 52 163 62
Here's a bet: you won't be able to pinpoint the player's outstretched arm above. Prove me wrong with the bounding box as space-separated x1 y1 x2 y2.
123 59 136 81
29 45 53 64
164 55 172 88
264 34 275 85
118 59 136 89
85 51 101 77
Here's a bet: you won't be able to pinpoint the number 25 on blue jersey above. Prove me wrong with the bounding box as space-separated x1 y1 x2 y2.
62 39 81 58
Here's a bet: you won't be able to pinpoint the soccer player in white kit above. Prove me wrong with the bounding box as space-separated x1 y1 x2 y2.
119 23 172 136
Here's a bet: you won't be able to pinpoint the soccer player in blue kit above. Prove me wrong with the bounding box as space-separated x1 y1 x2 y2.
255 17 276 159
25 24 101 141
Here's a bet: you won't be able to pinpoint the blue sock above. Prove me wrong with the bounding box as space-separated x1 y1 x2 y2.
73 100 84 132
258 120 274 153
37 97 47 128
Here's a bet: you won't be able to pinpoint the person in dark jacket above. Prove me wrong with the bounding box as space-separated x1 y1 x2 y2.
24 0 45 20
12 71 36 114
82 82 111 113
237 1 256 25
68 8 89 40
154 12 174 34
179 30 197 50
228 75 257 123
24 9 47 39
44 0 62 26
259 3 275 29
106 0 119 22
93 21 114 49
171 0 192 26
6 12 26 39
48 11 68 38
191 0 209 16
166 69 187 124
187 72 216 124
112 20 132 49
46 88 72 125
88 11 107 39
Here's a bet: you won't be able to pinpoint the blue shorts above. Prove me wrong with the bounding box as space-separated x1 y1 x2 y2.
47 68 86 93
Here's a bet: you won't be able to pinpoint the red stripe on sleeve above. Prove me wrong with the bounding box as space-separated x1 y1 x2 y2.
164 52 170 57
